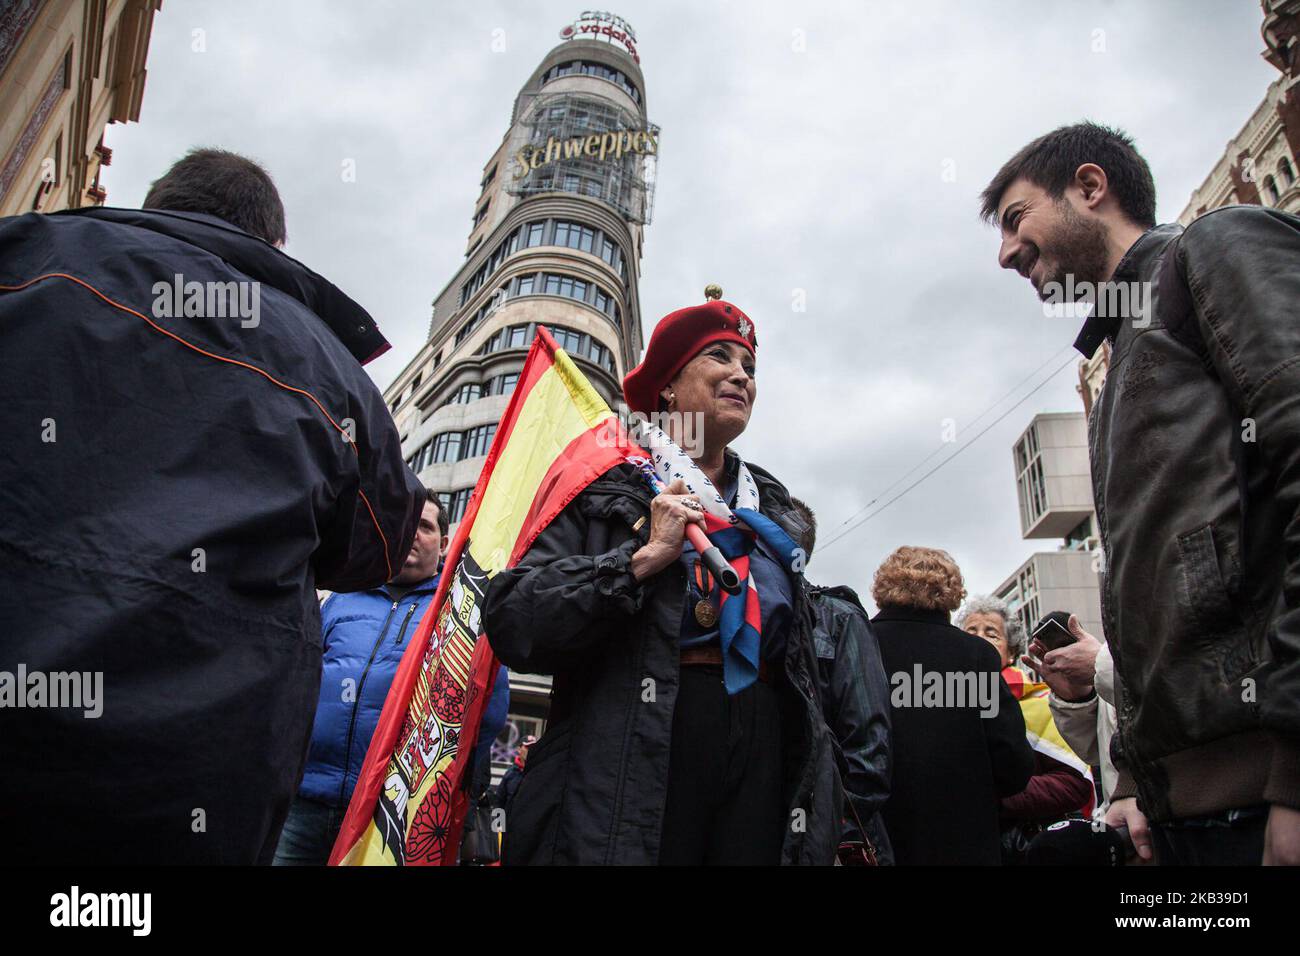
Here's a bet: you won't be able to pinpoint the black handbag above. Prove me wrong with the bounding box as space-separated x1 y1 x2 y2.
459 798 501 865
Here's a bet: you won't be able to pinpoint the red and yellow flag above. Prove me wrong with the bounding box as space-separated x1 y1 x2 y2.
330 326 630 865
1001 665 1095 816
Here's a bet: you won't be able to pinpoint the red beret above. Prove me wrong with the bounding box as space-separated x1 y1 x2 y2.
623 295 757 416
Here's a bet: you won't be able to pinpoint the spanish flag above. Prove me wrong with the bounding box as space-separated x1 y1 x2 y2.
1001 666 1096 816
330 327 631 865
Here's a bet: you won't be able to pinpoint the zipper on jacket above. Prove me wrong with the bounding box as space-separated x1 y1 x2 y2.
394 602 418 646
337 599 399 807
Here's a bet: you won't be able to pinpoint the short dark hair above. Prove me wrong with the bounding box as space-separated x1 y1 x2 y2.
143 148 287 245
788 496 816 559
424 488 450 538
979 122 1157 229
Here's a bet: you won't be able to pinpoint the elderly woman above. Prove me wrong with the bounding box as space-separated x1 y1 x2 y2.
483 287 840 865
957 596 1096 863
870 547 1034 864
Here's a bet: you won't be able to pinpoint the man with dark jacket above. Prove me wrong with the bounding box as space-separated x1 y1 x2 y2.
982 121 1300 864
787 497 894 863
0 149 425 864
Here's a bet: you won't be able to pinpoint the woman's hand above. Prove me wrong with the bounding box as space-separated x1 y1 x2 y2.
631 478 706 581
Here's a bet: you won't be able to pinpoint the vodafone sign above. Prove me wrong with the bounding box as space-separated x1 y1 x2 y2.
559 11 639 63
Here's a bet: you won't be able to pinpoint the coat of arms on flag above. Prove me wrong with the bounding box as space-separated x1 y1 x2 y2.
330 326 632 865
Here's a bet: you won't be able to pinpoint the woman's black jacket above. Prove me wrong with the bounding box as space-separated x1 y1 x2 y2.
484 457 842 865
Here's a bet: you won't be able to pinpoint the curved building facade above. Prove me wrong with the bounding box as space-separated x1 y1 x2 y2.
384 14 656 532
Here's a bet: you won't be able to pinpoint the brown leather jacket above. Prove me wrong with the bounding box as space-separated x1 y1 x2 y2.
1078 205 1300 823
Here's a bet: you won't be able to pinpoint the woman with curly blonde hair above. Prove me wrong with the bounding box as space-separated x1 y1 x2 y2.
870 546 967 613
870 547 1035 864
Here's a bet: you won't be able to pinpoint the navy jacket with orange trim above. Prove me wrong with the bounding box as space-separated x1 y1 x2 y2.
0 207 424 864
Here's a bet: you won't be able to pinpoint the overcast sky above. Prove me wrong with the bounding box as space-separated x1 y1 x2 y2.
102 0 1278 611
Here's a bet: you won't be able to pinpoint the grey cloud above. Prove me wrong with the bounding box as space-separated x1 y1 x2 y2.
101 0 1274 608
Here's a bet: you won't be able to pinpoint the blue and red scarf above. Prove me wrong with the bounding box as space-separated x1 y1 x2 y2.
634 422 800 694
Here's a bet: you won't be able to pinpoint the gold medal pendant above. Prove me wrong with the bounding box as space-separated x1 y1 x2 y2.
694 599 718 628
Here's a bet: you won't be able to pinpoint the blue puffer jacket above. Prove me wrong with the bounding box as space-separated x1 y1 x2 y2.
299 575 510 807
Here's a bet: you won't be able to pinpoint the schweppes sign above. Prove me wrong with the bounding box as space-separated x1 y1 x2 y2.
512 128 658 180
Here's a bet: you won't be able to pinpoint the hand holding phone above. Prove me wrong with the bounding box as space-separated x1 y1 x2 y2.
1032 616 1076 653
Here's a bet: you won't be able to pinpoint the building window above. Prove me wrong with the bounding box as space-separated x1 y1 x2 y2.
1064 515 1095 551
541 59 643 105
431 431 463 464
515 274 536 295
590 341 616 374
444 488 472 523
480 324 533 356
443 382 483 407
551 327 584 353
1264 175 1281 204
473 201 490 228
1018 564 1040 635
490 372 519 396
524 222 545 247
463 423 498 460
593 288 612 316
543 273 589 302
1015 428 1048 530
1029 458 1047 518
480 164 497 190
1279 157 1296 188
456 313 481 345
600 236 623 273
554 220 596 253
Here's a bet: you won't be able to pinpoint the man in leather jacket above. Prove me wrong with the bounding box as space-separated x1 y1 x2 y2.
787 497 894 863
981 121 1300 865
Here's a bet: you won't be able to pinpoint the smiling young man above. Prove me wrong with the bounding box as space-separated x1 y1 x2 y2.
982 122 1300 865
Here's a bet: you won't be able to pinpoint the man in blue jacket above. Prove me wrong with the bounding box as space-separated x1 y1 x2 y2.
275 490 510 864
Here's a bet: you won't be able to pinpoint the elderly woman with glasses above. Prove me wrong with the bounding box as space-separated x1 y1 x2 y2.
957 595 1097 863
484 286 840 866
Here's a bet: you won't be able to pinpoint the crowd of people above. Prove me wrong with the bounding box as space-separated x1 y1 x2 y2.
1 118 1297 865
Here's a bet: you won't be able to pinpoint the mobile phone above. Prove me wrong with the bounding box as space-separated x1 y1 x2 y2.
1033 617 1076 652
